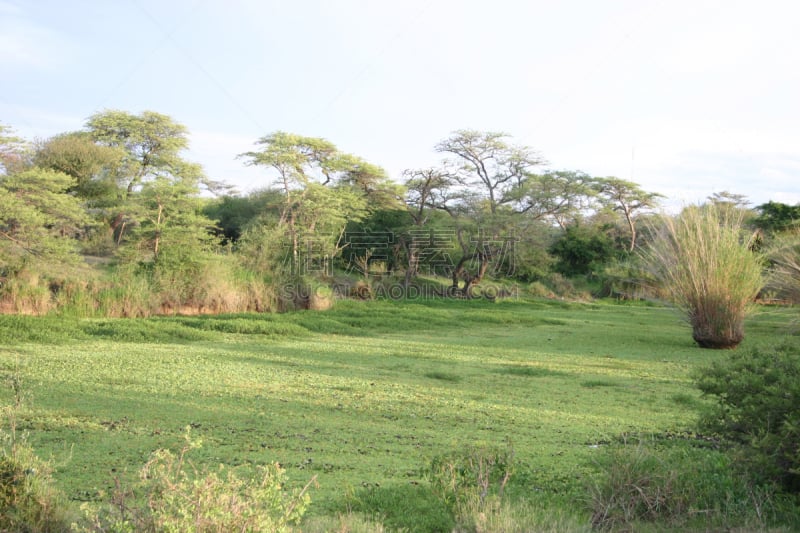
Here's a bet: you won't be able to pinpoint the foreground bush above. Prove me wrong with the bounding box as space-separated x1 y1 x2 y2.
696 338 800 493
643 204 763 348
0 441 73 532
589 438 777 531
79 431 315 533
1 373 73 532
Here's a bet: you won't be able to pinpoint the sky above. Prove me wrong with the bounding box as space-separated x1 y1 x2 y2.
2 0 799 209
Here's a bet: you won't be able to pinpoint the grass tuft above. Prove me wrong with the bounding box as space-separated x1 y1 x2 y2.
643 204 764 349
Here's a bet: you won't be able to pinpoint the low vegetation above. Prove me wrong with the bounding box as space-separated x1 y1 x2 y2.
78 431 315 533
697 337 800 493
2 298 799 531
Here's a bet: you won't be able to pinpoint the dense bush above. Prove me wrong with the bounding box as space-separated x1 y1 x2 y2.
549 224 615 277
696 338 800 492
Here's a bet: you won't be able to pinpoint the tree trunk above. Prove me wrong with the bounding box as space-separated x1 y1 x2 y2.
451 252 490 297
404 237 419 288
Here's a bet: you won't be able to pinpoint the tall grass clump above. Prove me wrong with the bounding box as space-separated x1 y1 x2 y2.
765 229 800 304
643 204 764 349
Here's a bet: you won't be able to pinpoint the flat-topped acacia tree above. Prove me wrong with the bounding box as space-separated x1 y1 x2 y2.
239 132 400 277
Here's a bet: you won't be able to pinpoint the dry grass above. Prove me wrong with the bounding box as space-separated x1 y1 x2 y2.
766 229 800 304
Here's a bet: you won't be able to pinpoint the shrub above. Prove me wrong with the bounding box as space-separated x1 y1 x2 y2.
1 371 74 532
426 443 514 512
526 280 552 298
597 258 658 301
696 338 800 492
543 273 575 299
79 430 315 533
0 441 73 532
588 438 773 531
424 443 592 532
279 276 334 311
549 224 615 277
642 204 764 348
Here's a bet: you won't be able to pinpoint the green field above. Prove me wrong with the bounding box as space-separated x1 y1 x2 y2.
0 298 796 530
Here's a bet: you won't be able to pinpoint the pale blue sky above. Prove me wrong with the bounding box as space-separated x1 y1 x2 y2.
2 0 799 208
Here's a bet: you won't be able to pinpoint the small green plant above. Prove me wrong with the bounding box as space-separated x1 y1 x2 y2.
696 338 800 492
426 443 515 510
79 429 315 533
642 203 764 348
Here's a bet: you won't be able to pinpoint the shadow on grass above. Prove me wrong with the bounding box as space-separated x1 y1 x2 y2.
494 365 568 378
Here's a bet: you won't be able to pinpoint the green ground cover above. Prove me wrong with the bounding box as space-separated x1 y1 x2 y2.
0 298 796 529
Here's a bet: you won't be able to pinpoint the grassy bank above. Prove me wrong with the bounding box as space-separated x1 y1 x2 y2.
1 298 797 530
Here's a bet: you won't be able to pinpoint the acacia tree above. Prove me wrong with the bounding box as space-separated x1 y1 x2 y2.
433 130 545 294
126 164 214 263
436 130 544 214
754 201 800 234
239 132 390 276
0 124 89 285
84 111 220 253
87 110 191 197
594 177 663 252
513 170 596 228
399 168 457 285
0 168 89 274
34 132 123 201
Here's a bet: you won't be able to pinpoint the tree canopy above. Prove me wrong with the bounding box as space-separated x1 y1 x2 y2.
6 112 789 316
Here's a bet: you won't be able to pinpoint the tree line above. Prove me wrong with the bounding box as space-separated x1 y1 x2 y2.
1 111 797 315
